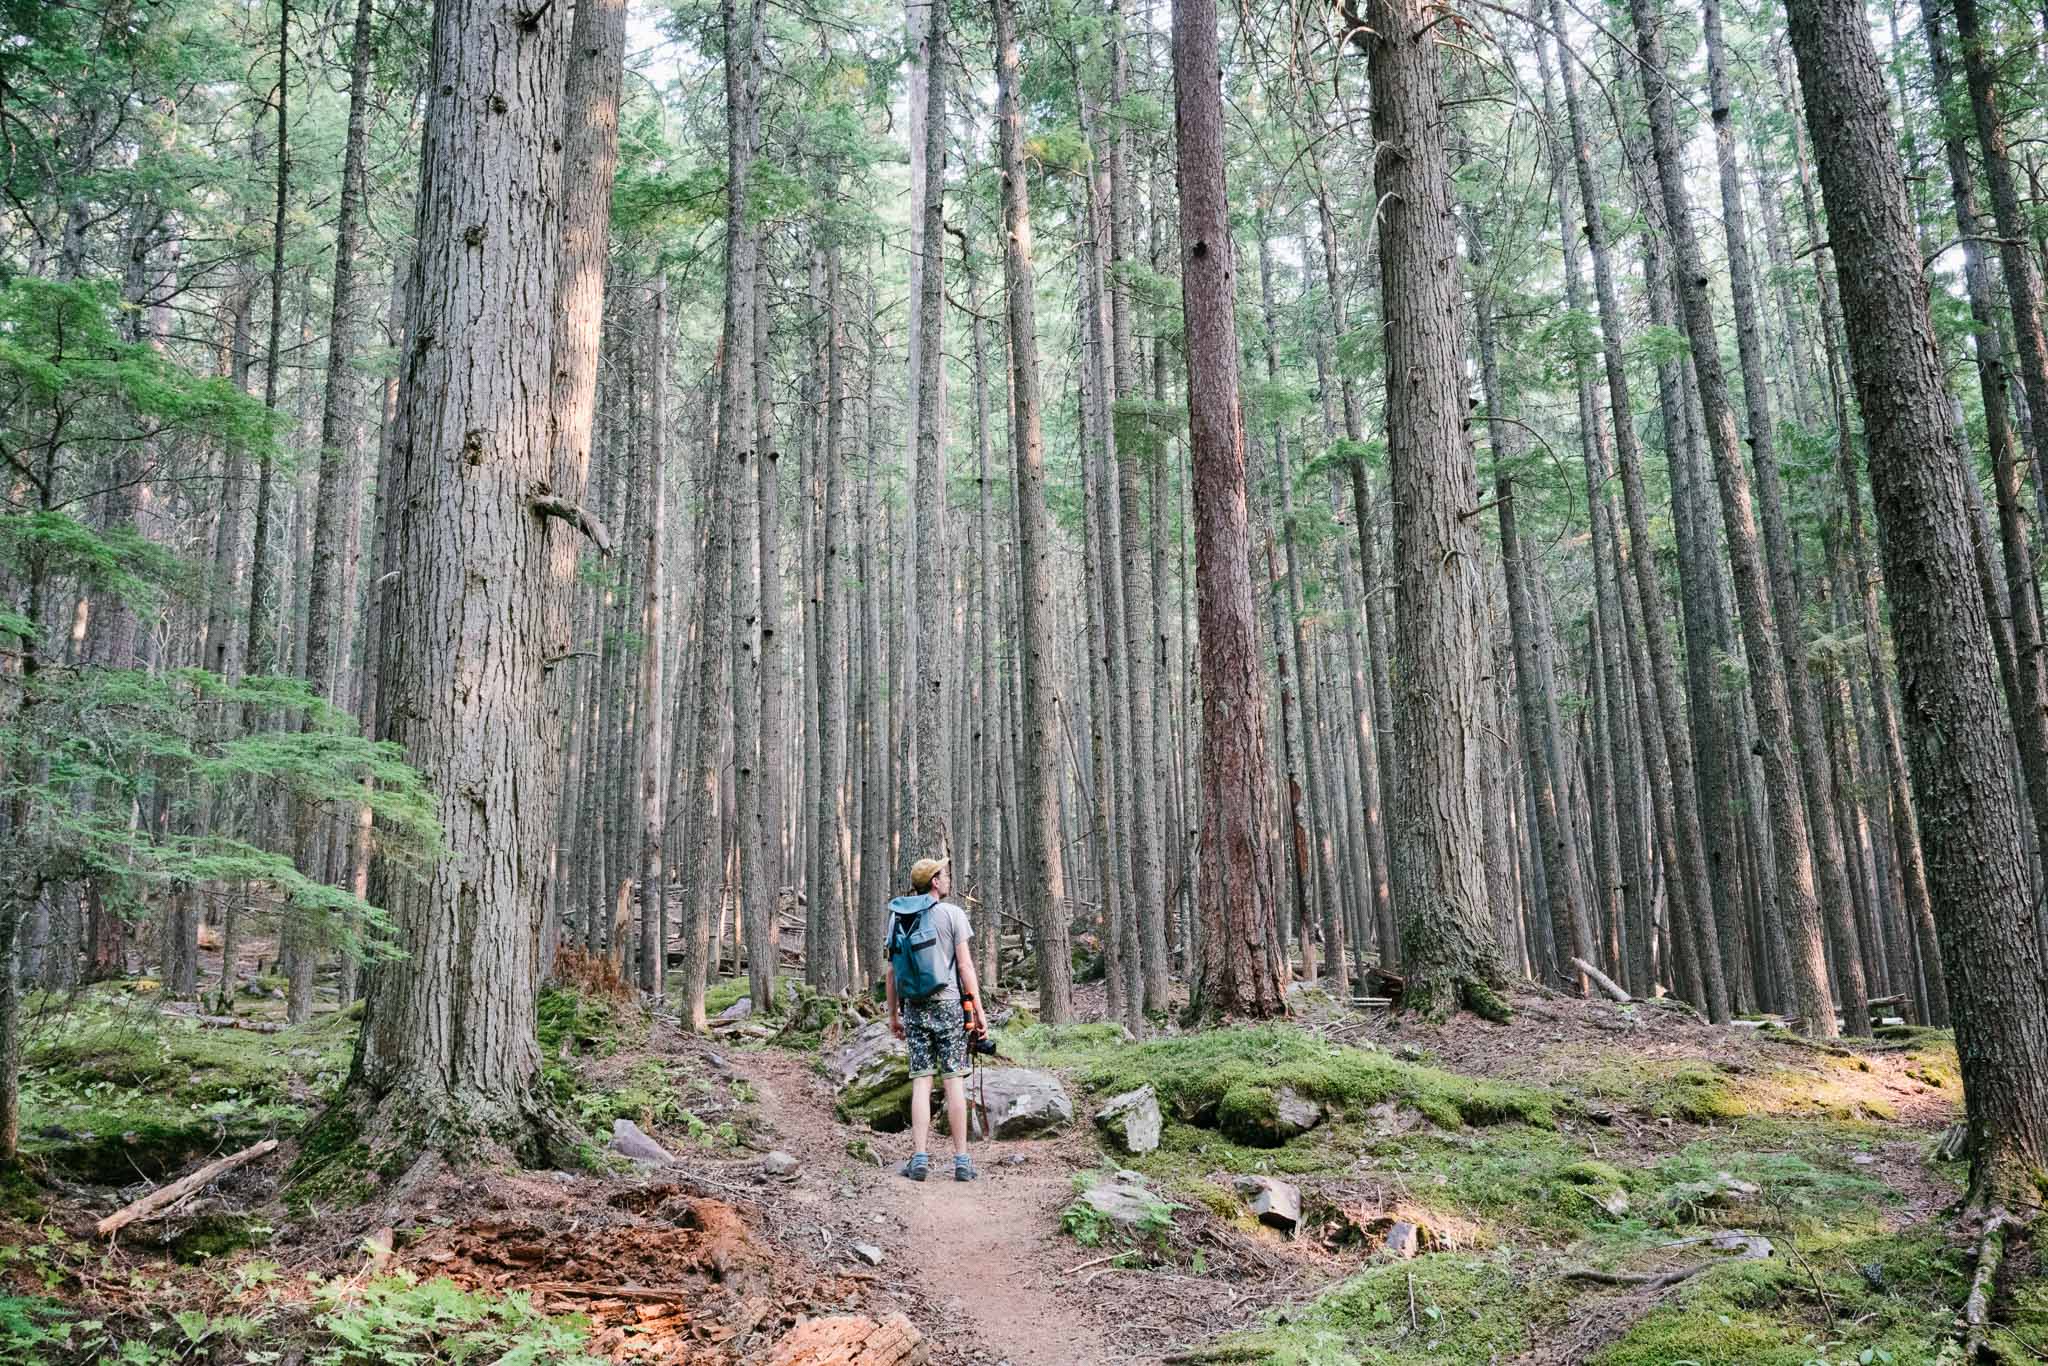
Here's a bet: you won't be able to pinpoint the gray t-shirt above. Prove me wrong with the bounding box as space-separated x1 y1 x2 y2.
888 897 973 1000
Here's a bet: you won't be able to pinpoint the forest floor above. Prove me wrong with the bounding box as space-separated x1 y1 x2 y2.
4 945 2045 1365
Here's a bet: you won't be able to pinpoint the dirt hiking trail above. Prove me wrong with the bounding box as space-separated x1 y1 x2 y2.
738 1049 1136 1366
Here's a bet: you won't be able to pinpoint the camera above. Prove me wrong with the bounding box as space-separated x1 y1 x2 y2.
968 1029 1000 1057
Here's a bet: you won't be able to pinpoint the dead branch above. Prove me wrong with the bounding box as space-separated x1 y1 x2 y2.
1570 956 1633 1004
1563 1262 1712 1292
1962 1209 2011 1361
97 1138 279 1237
528 494 615 555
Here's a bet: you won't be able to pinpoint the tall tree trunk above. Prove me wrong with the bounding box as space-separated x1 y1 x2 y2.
345 0 572 1158
910 0 951 863
1626 0 1837 1036
996 0 1074 1023
1786 0 2048 1212
1470 216 1591 994
639 284 669 998
1347 0 1508 1020
1702 0 1867 1034
1176 0 1285 1021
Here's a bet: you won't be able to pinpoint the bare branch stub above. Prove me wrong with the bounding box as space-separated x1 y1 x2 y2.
528 494 615 556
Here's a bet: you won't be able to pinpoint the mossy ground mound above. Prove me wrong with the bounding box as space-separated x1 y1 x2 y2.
19 991 355 1182
1001 1022 1555 1139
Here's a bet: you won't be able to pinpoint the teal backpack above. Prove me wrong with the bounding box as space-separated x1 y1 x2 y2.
887 894 949 1002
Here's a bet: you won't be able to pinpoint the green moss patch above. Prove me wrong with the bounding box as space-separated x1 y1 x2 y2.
1184 1252 1553 1364
1592 1229 1967 1365
20 994 354 1183
1008 1024 1554 1133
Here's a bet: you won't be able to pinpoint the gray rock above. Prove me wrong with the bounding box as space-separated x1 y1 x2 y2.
827 1021 913 1131
1078 1182 1160 1229
1095 1085 1163 1155
973 1067 1074 1139
1232 1175 1300 1234
760 1150 799 1178
1365 1101 1423 1138
1382 1220 1420 1259
1272 1087 1325 1137
852 1242 885 1266
1394 1043 1426 1063
1594 1189 1631 1218
1711 1231 1774 1259
610 1118 674 1166
717 996 754 1023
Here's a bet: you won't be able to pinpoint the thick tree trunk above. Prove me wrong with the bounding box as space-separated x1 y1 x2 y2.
345 0 571 1160
996 0 1074 1023
1175 0 1285 1022
1786 0 2048 1210
1356 0 1508 1021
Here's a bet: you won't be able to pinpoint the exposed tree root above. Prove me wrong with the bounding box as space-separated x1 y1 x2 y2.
1563 1263 1712 1292
1961 1208 2012 1362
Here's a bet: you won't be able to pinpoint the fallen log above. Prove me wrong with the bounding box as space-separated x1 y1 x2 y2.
1570 957 1633 1004
96 1138 279 1237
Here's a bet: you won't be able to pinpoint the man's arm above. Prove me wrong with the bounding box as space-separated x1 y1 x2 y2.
886 961 902 1038
956 936 982 1032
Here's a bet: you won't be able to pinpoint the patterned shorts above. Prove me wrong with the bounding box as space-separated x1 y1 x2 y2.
903 996 971 1079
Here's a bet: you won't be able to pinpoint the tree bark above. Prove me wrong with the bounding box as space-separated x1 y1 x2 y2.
345 0 572 1159
996 0 1074 1023
1175 0 1285 1022
1786 0 2048 1210
1346 0 1508 1020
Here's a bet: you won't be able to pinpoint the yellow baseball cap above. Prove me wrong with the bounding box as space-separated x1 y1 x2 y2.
910 857 949 891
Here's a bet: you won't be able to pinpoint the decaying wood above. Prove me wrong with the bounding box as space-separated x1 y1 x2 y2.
1961 1209 2010 1360
1571 956 1633 1003
1563 1263 1710 1291
96 1138 278 1236
765 1312 926 1366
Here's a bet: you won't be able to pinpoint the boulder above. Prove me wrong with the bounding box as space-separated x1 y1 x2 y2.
610 1119 674 1166
1382 1220 1420 1259
760 1150 800 1178
972 1068 1073 1139
718 997 754 1023
828 1022 913 1132
1232 1175 1301 1234
1095 1085 1163 1155
1078 1182 1160 1230
1219 1082 1326 1146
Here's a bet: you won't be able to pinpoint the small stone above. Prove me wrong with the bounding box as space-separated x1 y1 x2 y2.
609 1119 675 1166
1711 1231 1774 1259
761 1150 800 1178
1231 1175 1300 1233
1078 1182 1160 1229
1851 1153 1877 1166
1273 1087 1325 1135
852 1242 884 1266
1382 1220 1420 1259
1595 1189 1631 1218
999 1153 1029 1167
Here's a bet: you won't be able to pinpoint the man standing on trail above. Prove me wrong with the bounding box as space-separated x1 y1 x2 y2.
886 857 985 1182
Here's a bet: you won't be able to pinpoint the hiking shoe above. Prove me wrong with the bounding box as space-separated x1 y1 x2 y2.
954 1155 979 1182
900 1153 929 1182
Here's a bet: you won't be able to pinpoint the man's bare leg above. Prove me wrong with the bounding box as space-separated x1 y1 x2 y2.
943 1076 969 1157
910 1075 935 1160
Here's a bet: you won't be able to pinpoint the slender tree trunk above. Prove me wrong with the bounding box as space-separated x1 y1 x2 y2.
1627 0 1837 1036
996 0 1074 1022
639 284 669 998
910 0 951 863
